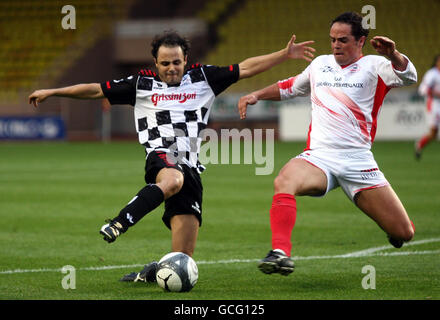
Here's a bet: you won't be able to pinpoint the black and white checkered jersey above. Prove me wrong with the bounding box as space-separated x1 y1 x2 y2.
101 64 239 170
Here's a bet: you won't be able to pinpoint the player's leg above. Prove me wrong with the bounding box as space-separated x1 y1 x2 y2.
170 214 199 256
415 126 438 160
100 152 184 243
120 214 199 283
271 158 328 253
123 166 203 283
354 185 415 247
415 108 439 160
119 163 199 284
156 167 185 199
164 166 202 256
259 157 328 275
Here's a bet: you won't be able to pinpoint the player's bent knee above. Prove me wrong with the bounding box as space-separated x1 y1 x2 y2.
159 170 184 198
168 176 184 195
274 173 294 194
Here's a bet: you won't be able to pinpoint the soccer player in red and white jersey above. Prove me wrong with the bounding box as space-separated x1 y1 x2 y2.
238 12 417 276
415 54 440 160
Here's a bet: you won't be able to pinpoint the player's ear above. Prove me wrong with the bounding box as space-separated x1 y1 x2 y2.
359 36 367 48
184 55 188 67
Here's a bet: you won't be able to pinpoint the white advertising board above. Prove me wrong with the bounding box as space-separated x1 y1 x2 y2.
279 103 428 141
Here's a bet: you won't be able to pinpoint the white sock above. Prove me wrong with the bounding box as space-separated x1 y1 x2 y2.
273 249 286 255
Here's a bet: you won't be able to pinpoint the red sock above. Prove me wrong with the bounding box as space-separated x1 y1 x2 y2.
417 135 431 149
270 193 297 256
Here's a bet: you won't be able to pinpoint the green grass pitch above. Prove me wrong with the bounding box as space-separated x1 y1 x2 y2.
0 141 439 300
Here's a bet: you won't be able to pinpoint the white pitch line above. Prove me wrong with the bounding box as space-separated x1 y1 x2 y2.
339 237 440 258
1 238 439 275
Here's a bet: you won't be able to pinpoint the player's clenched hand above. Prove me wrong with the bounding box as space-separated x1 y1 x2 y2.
238 94 258 120
28 89 52 108
370 36 396 57
286 34 315 62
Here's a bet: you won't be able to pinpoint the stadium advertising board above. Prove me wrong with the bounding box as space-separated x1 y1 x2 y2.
0 116 65 140
280 103 427 141
210 94 278 120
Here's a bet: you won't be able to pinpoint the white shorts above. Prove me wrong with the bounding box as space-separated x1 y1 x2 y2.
427 99 440 128
295 149 389 202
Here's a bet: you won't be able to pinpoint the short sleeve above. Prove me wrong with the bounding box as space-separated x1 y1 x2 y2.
418 69 434 96
278 64 311 100
100 75 137 106
201 64 240 96
375 55 417 88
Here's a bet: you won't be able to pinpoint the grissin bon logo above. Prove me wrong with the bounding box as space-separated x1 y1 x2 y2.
151 93 197 106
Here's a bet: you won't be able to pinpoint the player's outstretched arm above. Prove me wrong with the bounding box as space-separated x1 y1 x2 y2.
29 83 104 108
238 83 280 119
238 34 315 79
370 36 408 71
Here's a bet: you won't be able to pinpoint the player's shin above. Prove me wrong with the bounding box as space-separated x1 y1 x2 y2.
270 193 297 256
417 135 431 150
113 184 164 231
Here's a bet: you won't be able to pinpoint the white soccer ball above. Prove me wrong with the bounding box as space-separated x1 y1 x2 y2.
156 252 198 292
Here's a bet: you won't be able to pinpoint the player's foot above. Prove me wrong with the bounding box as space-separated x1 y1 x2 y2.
258 250 295 276
100 219 124 243
388 235 403 248
414 143 422 161
120 261 158 283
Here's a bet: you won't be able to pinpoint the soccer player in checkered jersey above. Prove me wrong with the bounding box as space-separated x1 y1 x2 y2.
29 31 315 283
238 12 417 276
415 54 440 160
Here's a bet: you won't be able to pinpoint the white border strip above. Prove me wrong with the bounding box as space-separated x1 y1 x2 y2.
1 238 439 275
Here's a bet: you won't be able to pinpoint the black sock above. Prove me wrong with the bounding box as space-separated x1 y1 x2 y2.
114 184 164 232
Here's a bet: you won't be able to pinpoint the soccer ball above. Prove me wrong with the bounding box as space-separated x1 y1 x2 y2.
156 252 198 292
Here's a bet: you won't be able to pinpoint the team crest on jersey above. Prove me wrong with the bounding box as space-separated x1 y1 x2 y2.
349 64 360 72
153 81 164 90
320 66 335 73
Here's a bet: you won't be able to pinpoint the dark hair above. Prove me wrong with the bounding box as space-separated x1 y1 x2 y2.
331 12 369 40
151 30 190 59
432 54 440 68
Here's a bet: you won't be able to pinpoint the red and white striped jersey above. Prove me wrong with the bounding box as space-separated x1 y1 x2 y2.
418 67 440 112
278 54 417 150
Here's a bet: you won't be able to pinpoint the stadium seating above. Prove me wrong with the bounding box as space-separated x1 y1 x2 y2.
2 0 439 105
196 0 237 25
0 0 133 103
200 0 440 93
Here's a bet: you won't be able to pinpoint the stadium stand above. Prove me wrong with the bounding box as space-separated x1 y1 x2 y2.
0 0 133 105
197 0 238 25
1 0 438 139
202 0 440 93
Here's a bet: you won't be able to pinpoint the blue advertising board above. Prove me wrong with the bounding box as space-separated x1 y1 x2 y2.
0 116 66 140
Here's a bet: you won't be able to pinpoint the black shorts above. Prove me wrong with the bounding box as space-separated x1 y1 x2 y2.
144 150 203 230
